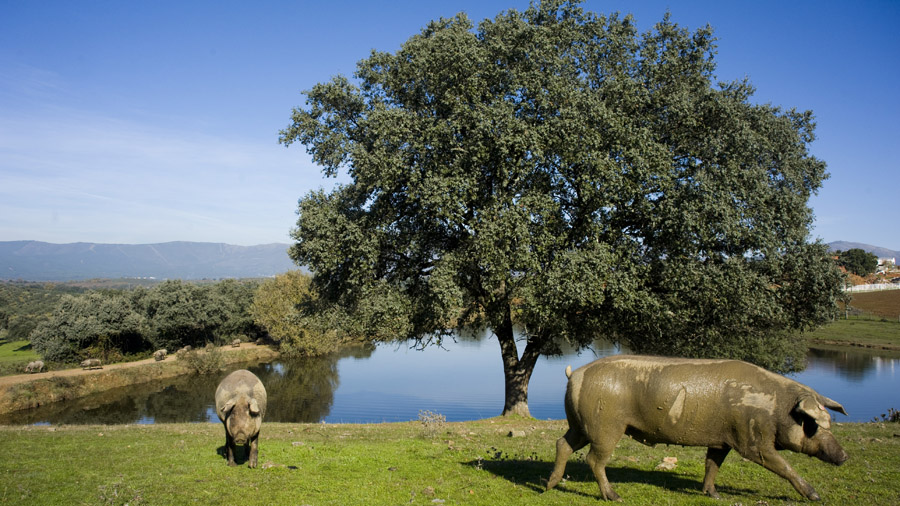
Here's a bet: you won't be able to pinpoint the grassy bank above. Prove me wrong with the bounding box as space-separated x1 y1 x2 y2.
806 318 900 351
0 419 897 505
0 346 278 414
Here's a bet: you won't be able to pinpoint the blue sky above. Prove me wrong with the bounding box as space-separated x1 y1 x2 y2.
1 1 897 249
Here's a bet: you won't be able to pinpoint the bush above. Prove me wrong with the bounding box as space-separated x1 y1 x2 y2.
418 410 446 438
251 271 343 356
874 407 900 423
179 347 224 375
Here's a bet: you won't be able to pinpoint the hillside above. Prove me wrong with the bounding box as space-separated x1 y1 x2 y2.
0 241 297 281
827 241 900 260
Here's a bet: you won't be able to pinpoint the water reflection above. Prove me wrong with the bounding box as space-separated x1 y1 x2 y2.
806 346 899 382
0 339 895 425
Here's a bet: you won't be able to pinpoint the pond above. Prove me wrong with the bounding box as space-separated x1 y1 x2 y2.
1 333 897 425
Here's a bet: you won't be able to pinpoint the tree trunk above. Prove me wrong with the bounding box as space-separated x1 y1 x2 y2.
497 308 541 417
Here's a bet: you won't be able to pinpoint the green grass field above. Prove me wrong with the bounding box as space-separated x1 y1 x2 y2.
0 339 37 362
807 318 900 350
1 419 897 505
0 335 39 374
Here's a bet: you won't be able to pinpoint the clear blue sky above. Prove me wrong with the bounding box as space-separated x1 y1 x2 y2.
1 1 897 249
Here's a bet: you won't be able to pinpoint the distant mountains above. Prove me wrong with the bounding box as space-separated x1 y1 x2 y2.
826 241 899 260
0 241 298 281
1 240 895 282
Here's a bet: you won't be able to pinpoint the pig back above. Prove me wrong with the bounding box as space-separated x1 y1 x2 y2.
569 355 784 446
215 369 267 423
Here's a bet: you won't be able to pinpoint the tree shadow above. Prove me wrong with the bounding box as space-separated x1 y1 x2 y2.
463 458 771 501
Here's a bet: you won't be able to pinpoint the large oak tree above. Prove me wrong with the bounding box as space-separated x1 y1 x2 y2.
280 0 844 417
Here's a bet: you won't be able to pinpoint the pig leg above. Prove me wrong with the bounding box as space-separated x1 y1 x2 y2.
747 448 820 501
702 447 730 499
225 430 237 466
586 437 622 502
248 434 259 468
547 427 588 490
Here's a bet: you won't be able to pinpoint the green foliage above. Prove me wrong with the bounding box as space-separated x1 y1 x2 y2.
835 248 879 276
30 292 149 363
213 278 264 341
131 280 225 350
0 281 85 340
23 279 262 363
250 271 343 356
280 1 844 414
178 346 224 374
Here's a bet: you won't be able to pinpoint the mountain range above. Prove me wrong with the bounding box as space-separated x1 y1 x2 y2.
825 241 899 260
0 241 297 281
1 240 896 282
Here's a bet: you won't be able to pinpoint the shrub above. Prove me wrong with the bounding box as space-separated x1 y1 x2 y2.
418 410 446 438
179 347 224 375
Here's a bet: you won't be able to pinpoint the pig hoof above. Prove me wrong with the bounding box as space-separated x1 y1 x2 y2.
602 491 622 502
703 488 721 499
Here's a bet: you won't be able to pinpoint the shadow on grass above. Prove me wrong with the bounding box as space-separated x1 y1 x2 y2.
216 444 251 466
463 458 773 501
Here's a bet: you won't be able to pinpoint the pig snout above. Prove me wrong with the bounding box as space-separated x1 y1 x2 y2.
806 431 849 466
820 441 849 466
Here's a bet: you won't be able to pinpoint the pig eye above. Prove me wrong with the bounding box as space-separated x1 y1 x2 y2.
802 417 819 437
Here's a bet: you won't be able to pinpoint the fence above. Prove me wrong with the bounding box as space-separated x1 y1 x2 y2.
844 283 900 293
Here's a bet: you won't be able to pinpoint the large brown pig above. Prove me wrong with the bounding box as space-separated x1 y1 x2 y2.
215 369 267 468
546 355 848 501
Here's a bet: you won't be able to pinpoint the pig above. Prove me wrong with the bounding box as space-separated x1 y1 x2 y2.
80 358 102 370
215 369 267 468
232 338 241 348
24 360 44 373
154 349 167 361
546 355 848 501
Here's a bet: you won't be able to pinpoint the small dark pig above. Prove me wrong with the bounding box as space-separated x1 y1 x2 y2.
80 358 102 370
547 355 848 501
153 349 167 361
215 369 267 468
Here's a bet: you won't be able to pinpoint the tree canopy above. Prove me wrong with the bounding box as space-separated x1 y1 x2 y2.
835 248 879 277
250 270 344 356
280 0 844 416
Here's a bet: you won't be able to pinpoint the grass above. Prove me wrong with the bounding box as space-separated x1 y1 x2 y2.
806 318 900 351
0 338 39 364
0 419 898 505
0 336 40 376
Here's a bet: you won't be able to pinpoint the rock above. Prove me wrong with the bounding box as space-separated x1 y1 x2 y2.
507 430 527 438
655 456 677 470
423 486 435 496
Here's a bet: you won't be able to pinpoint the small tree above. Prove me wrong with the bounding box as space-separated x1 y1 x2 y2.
251 271 342 356
836 248 879 277
280 0 844 416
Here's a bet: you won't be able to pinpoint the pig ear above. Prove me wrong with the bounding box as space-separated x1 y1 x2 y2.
795 395 831 429
220 399 236 416
821 395 848 416
249 399 260 416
